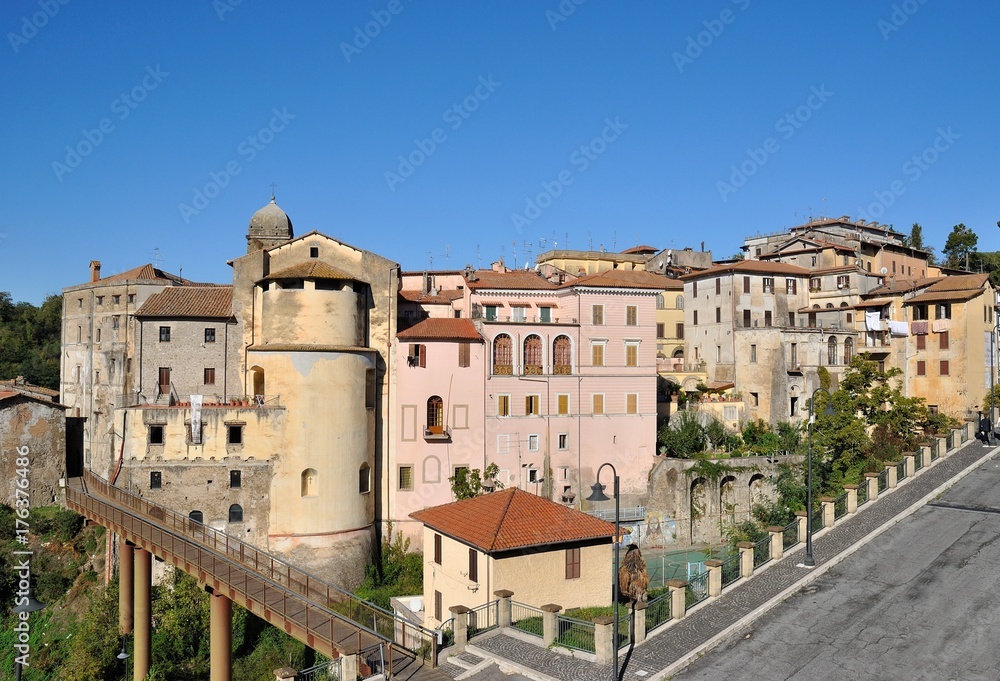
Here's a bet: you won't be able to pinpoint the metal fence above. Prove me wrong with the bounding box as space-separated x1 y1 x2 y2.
947 431 955 450
468 601 499 638
556 614 596 653
753 536 771 569
686 570 710 608
436 618 454 650
833 492 848 520
645 592 671 634
810 509 824 532
782 520 799 549
296 656 341 681
721 554 741 588
857 481 869 506
616 610 631 650
914 450 924 472
895 460 906 481
878 468 889 492
930 441 939 462
510 601 544 638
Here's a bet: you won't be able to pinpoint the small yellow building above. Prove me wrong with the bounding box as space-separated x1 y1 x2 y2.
411 488 616 627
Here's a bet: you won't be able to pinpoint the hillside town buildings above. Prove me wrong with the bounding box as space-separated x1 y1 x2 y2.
58 204 999 588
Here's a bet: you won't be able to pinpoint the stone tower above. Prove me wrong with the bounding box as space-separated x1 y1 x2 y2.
247 196 294 253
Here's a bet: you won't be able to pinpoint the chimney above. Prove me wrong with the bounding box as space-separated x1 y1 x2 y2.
90 260 102 282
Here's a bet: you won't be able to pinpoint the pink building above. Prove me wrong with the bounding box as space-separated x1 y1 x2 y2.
390 265 661 545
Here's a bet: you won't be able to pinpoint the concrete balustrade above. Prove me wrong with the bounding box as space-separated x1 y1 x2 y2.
864 472 879 502
495 590 513 627
768 526 784 561
737 542 755 579
938 436 949 457
886 462 898 488
541 604 561 647
633 602 648 644
668 578 688 620
795 511 808 544
904 454 915 478
843 486 858 514
450 605 470 651
705 559 723 597
820 497 835 528
593 615 614 665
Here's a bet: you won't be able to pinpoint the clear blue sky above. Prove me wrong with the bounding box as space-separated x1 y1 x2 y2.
3 0 998 304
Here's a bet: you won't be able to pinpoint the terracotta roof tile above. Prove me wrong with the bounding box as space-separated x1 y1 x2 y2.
263 261 355 281
621 245 659 254
96 263 190 285
399 289 465 304
466 271 558 291
681 260 811 279
397 318 481 342
925 273 990 293
410 488 615 552
565 269 668 290
135 287 233 319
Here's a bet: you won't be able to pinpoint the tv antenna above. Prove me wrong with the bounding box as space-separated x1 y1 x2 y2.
150 247 163 268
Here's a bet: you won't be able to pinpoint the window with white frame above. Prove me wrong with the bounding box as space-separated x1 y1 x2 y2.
528 434 539 451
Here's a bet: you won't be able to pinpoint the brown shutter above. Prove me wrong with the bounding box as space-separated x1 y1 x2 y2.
419 344 426 368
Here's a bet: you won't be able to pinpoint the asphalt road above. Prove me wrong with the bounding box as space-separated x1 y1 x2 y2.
675 449 1000 681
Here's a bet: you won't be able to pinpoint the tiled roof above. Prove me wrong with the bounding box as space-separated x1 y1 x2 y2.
925 273 990 293
681 260 811 279
565 269 669 290
399 289 465 304
0 378 59 398
97 263 189 285
620 245 658 255
904 289 984 305
397 318 481 342
411 488 615 552
466 270 559 291
263 261 355 281
135 287 233 319
853 299 893 309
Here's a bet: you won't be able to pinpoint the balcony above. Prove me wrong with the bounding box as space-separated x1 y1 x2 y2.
423 425 451 442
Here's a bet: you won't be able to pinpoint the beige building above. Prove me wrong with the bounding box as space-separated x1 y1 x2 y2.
410 488 615 626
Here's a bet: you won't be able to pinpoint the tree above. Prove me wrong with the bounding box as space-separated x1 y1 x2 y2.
942 223 978 269
903 222 937 265
449 462 504 500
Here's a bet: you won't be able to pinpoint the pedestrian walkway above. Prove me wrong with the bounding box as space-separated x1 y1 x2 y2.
449 440 997 681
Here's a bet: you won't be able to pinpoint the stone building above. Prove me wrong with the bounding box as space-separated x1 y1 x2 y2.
0 378 68 508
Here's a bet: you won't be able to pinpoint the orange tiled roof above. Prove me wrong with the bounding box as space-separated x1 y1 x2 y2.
681 260 811 279
97 263 189 285
466 270 559 291
620 245 659 255
399 289 465 304
263 261 355 281
135 287 233 319
397 318 481 342
410 488 616 552
924 273 990 293
565 269 669 290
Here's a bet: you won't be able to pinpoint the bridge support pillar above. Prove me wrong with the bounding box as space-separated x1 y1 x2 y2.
119 539 134 635
210 589 233 681
134 547 152 681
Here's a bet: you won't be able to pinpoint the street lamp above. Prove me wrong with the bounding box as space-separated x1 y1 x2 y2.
586 462 622 681
805 387 836 567
117 637 130 681
12 588 46 681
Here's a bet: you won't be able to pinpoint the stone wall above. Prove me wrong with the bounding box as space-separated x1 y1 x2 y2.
0 397 67 507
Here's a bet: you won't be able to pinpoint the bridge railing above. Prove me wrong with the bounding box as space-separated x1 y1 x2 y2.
74 471 440 666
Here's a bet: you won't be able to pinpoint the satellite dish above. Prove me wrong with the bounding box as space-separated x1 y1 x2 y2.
410 597 422 611
880 267 888 275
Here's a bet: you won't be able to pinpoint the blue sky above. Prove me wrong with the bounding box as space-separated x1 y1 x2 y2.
2 0 998 304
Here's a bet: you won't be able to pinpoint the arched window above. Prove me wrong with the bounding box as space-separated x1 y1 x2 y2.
656 294 665 309
427 396 444 434
301 468 318 497
250 365 265 398
828 336 838 365
359 462 371 494
553 336 572 374
229 504 243 523
492 334 513 375
826 303 834 309
844 337 854 365
523 335 543 374
189 510 203 524
675 295 684 310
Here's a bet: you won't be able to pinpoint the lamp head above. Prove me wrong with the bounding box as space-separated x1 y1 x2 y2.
823 402 836 417
12 593 46 614
586 482 610 502
117 647 130 661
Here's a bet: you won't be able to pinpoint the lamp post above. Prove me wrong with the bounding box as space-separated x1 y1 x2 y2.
12 588 46 681
805 387 836 567
117 637 130 681
586 462 622 681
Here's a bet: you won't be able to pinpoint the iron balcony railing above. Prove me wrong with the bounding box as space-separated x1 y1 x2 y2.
878 468 889 492
510 601 544 638
782 520 799 550
686 570 710 608
555 614 596 653
753 536 771 569
857 482 869 506
833 493 848 520
721 554 741 588
644 592 671 634
467 601 499 639
586 507 645 522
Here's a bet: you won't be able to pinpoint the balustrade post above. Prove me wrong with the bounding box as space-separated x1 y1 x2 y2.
795 511 808 544
921 443 932 466
820 497 835 528
937 435 949 457
767 526 784 561
737 542 754 579
704 559 723 597
885 463 898 488
494 590 513 628
540 604 561 647
340 654 359 681
273 667 296 680
632 602 647 644
903 454 915 479
593 615 614 665
668 578 688 620
843 486 858 514
450 605 469 651
864 473 879 502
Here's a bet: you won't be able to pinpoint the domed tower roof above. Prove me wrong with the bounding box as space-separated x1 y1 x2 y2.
247 196 294 253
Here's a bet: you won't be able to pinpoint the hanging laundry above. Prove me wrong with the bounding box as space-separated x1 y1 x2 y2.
865 311 884 331
911 320 929 335
932 320 950 333
888 320 909 336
